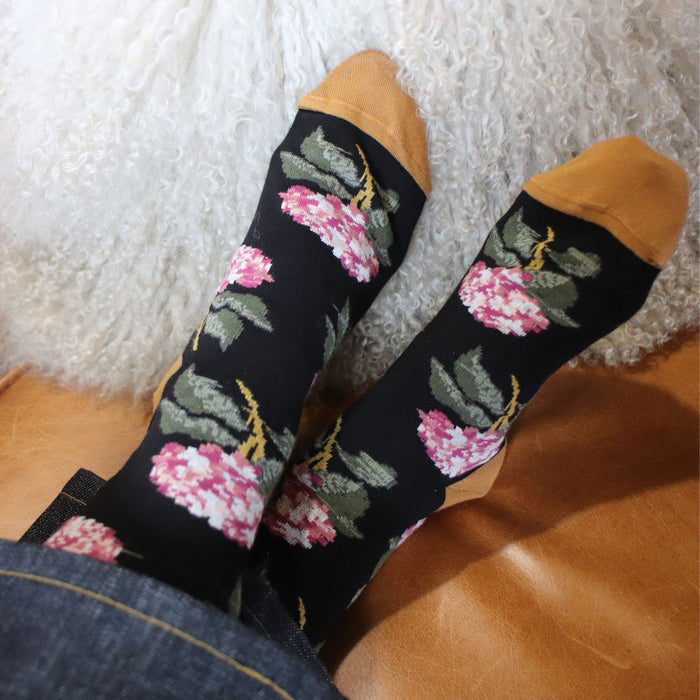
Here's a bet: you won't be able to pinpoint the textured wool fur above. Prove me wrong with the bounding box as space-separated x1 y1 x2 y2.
0 0 697 400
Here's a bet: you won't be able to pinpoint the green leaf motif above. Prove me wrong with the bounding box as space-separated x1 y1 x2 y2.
280 152 352 200
429 357 492 429
281 127 400 276
256 457 286 500
525 270 580 328
173 365 247 431
336 299 350 346
366 208 393 266
548 247 601 279
453 348 505 416
502 208 539 259
204 309 244 352
317 472 370 539
159 398 239 448
299 127 361 188
377 183 400 213
323 317 336 365
457 399 493 430
539 302 579 328
336 448 397 489
429 358 470 417
323 299 351 364
525 270 578 310
482 224 521 267
219 292 273 332
266 425 297 459
228 578 243 617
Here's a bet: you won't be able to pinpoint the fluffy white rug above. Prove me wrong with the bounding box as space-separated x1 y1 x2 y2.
0 0 697 400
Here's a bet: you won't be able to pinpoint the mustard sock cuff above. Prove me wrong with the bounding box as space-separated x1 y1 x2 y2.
299 50 432 196
523 136 689 268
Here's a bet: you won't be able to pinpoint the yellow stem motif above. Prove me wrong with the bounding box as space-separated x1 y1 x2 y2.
121 548 144 560
192 316 206 352
306 416 343 472
193 293 220 351
298 597 307 630
350 146 375 212
525 226 556 271
236 379 267 461
491 375 521 432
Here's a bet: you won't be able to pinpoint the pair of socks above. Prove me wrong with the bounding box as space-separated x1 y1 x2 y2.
45 51 688 648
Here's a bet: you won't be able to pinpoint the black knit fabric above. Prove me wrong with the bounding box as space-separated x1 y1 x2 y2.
252 192 659 645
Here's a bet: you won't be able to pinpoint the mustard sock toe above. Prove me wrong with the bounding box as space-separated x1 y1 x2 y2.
523 136 688 267
299 50 431 195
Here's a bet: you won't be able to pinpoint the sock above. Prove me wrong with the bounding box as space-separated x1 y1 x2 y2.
251 136 689 645
44 50 431 612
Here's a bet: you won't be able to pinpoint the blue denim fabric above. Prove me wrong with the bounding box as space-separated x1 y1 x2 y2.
0 539 345 699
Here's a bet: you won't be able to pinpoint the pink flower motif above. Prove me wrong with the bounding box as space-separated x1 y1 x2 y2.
150 442 264 549
279 185 378 282
217 245 274 293
396 518 427 548
417 409 504 479
45 516 123 564
459 261 549 336
264 462 336 548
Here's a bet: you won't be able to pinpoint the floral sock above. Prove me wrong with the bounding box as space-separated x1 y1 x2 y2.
44 50 431 612
251 136 689 645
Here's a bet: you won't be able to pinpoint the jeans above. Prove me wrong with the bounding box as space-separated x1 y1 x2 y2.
0 539 345 699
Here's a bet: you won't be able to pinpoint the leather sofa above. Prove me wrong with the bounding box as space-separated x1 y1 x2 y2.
1 331 697 698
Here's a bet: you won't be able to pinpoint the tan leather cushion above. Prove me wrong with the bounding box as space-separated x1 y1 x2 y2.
0 333 697 698
322 331 699 699
0 369 152 540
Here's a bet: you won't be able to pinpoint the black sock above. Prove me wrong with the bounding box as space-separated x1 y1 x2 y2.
251 136 688 644
45 51 432 612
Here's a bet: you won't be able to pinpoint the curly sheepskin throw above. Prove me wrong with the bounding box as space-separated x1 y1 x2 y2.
0 0 697 399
